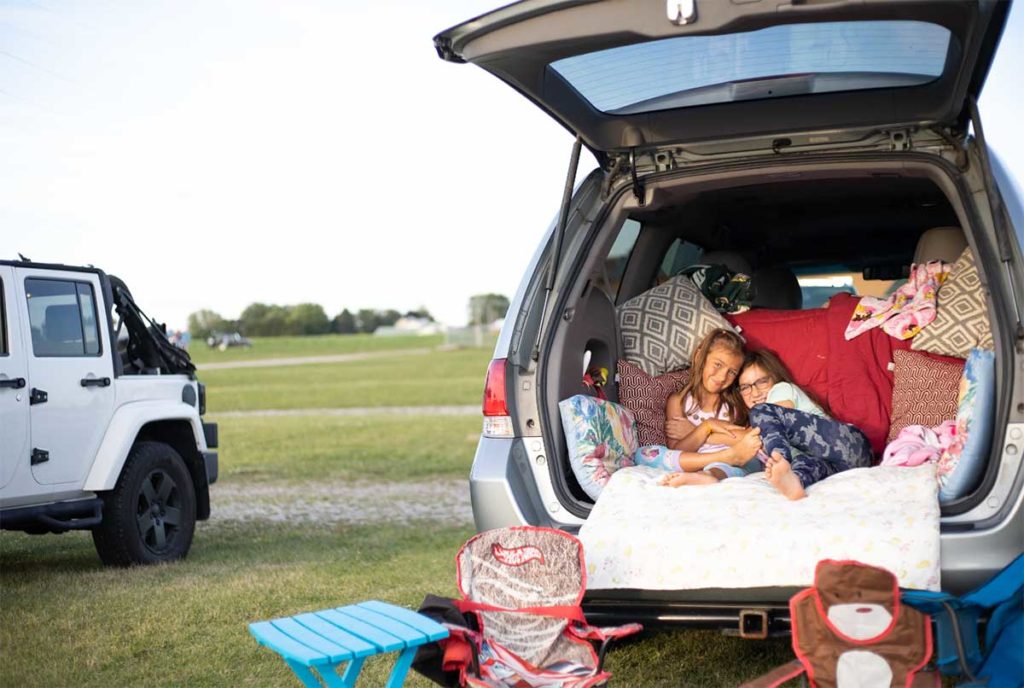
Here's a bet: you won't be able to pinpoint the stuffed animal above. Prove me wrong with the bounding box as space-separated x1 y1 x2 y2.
790 560 933 687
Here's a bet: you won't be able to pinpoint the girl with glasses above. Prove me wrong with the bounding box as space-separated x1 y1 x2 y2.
661 349 872 500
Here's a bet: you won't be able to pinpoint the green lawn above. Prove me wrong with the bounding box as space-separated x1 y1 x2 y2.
0 344 800 687
0 521 793 687
217 414 481 483
202 347 492 413
186 333 447 365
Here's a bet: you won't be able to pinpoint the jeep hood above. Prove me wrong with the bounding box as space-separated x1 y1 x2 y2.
434 0 1010 154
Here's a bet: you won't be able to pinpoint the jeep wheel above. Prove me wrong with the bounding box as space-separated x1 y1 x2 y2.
92 441 197 566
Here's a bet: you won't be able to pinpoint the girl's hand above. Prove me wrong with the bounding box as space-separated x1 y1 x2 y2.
704 419 742 438
665 417 695 441
732 428 762 463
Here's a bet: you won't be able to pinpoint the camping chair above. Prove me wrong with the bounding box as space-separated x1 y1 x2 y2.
901 553 1023 688
444 526 642 687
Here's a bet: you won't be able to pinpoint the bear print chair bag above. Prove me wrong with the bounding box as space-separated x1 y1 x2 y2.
446 526 641 688
742 559 934 688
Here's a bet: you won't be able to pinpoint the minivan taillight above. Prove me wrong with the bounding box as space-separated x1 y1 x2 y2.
482 358 513 438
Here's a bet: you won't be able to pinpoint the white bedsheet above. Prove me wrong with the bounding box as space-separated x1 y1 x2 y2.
578 464 941 592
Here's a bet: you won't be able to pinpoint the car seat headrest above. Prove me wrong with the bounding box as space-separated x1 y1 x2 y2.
700 251 752 276
751 266 803 310
913 226 967 265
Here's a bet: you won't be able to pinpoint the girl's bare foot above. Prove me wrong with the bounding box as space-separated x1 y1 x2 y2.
765 451 806 500
658 471 719 487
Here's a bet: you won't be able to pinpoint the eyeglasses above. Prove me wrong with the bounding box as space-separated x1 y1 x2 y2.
738 375 773 396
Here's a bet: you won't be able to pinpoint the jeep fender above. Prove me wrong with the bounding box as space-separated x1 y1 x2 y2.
84 401 207 491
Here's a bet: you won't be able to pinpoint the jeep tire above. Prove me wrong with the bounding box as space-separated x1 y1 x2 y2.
92 441 197 566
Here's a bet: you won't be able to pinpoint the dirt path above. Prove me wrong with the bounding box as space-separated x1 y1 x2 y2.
198 348 434 370
209 478 473 526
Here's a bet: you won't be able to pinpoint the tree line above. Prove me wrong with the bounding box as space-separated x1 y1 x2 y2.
186 304 434 339
186 293 510 339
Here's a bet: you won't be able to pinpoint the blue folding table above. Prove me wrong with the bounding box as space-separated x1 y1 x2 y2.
249 599 448 687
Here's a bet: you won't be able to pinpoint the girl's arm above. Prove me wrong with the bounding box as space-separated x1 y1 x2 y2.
674 431 760 470
665 392 709 451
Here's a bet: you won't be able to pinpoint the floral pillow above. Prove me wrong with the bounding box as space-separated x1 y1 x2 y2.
936 348 996 502
558 395 638 501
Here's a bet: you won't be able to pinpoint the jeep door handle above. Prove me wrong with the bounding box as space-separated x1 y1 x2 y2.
80 377 111 388
0 377 26 389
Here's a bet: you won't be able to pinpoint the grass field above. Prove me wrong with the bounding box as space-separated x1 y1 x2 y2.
1 522 792 687
0 337 796 687
202 347 493 413
187 333 446 365
219 414 481 483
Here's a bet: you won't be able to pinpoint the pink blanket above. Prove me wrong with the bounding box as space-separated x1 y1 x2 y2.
881 420 958 467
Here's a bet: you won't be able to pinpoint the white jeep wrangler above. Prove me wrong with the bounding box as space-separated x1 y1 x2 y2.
0 259 217 566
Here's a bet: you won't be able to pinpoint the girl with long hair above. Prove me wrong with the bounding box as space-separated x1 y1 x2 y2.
634 329 764 474
660 348 872 499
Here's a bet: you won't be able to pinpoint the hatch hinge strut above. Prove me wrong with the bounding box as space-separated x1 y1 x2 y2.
967 96 1023 351
629 149 645 206
533 136 584 361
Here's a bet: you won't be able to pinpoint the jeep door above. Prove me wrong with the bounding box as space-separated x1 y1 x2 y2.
0 266 29 490
15 267 115 485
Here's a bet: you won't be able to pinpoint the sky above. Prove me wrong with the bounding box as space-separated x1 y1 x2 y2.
2 0 1022 330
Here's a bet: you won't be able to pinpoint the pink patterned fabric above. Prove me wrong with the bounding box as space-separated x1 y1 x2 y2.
615 360 689 447
881 420 958 467
887 349 964 443
845 261 950 341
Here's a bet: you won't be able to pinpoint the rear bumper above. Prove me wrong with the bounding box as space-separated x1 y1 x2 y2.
202 450 218 485
203 421 218 448
583 597 793 636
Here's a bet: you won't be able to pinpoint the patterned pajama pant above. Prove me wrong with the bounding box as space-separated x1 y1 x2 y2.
748 403 873 489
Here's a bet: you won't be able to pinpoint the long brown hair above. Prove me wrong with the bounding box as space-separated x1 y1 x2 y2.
678 328 746 424
741 349 830 417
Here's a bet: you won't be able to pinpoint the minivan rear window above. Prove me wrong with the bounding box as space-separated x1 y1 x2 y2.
550 20 951 115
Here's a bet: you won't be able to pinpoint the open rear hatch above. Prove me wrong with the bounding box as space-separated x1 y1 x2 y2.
435 0 1010 155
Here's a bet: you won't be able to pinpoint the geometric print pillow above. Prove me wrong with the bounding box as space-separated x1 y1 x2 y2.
887 349 964 443
616 359 690 447
619 275 737 377
912 247 993 358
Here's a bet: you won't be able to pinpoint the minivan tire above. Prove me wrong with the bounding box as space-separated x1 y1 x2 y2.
92 441 197 567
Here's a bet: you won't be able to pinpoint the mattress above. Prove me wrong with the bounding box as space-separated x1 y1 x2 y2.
578 464 941 592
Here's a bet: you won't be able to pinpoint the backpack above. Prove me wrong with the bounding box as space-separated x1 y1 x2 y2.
743 559 936 688
902 553 1023 688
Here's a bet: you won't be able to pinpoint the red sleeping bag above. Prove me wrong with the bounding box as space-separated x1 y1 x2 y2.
726 293 899 457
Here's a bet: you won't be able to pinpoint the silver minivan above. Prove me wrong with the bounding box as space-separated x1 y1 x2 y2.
436 0 1023 631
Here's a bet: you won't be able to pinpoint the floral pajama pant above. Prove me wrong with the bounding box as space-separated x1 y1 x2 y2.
749 403 873 489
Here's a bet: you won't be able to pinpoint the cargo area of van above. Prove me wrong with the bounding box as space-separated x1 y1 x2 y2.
533 155 1016 625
